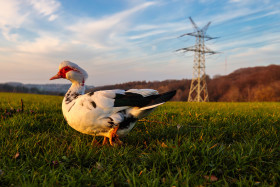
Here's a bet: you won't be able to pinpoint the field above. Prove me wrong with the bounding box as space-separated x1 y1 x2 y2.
0 92 279 186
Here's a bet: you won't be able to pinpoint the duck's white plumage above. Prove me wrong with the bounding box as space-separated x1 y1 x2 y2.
50 61 176 145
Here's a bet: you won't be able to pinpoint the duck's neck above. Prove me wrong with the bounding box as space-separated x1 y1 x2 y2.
64 81 85 104
69 81 85 95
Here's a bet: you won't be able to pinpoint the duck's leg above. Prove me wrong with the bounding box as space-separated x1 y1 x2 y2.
109 126 118 146
109 125 123 146
102 137 108 145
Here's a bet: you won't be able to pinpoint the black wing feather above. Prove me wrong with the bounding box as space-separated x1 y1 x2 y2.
113 90 176 108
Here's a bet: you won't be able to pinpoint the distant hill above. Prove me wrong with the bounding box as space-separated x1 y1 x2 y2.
208 64 280 101
91 64 280 102
0 82 94 95
1 64 279 101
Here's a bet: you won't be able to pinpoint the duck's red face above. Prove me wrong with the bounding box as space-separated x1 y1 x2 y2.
50 66 78 80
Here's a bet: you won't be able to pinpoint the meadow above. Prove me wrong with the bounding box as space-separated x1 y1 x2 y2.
0 92 279 186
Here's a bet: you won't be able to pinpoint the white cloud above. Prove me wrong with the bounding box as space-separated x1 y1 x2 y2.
28 0 60 21
129 30 167 40
0 0 24 27
229 0 271 4
67 1 156 49
229 0 242 2
0 0 60 42
231 43 280 58
48 14 58 21
131 24 159 31
0 0 29 41
17 35 61 53
211 8 258 25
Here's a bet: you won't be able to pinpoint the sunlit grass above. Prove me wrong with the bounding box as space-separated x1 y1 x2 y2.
0 93 279 186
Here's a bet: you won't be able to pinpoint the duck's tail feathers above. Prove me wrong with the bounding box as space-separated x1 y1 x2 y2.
139 90 176 111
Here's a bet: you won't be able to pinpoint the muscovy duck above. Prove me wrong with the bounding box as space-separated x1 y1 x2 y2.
50 61 176 145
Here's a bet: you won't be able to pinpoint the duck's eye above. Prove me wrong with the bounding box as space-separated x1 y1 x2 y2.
63 67 71 72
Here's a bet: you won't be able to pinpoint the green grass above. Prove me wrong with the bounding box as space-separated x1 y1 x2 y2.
0 92 279 186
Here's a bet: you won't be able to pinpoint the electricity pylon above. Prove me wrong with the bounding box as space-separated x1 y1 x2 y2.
176 17 218 102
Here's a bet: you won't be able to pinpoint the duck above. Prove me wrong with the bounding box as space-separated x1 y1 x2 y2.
50 61 176 146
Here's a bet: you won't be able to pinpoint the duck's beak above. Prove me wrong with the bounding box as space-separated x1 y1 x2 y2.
50 73 62 80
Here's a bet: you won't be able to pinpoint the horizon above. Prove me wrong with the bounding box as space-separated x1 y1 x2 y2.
1 63 278 87
0 0 280 86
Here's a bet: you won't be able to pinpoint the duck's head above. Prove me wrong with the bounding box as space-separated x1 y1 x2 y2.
50 61 88 85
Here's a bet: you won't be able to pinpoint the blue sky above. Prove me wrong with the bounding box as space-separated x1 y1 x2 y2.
0 0 279 86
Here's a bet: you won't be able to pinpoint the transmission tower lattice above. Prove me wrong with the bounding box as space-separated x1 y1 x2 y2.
176 17 218 102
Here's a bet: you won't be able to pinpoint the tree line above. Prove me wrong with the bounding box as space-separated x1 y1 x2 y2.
91 64 280 102
1 64 279 102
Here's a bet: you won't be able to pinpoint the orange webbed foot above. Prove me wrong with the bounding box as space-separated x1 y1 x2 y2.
109 126 123 146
